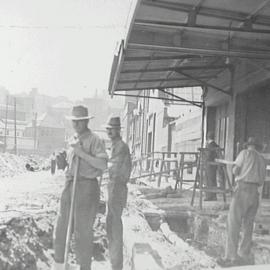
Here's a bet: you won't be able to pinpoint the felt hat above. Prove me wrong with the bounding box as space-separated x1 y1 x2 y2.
245 137 260 147
243 137 262 151
66 105 93 121
104 116 122 129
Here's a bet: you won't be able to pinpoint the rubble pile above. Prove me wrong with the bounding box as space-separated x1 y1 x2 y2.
0 171 108 270
0 153 50 178
0 153 27 177
0 216 54 270
0 214 108 270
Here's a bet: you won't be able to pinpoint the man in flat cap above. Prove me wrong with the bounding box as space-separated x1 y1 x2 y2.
105 116 132 270
53 105 108 270
219 137 266 267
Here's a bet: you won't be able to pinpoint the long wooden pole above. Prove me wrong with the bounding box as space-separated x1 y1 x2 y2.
64 156 80 270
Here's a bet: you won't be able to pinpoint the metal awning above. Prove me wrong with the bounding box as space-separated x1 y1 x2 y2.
108 0 270 106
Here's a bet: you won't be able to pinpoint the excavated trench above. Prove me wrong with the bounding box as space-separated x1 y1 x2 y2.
143 199 270 266
0 212 108 270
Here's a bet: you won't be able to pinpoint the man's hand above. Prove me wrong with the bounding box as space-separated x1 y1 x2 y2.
70 140 84 158
233 165 241 176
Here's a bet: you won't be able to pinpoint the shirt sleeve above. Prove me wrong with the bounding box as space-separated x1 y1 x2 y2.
234 150 245 168
92 136 108 160
259 157 267 186
119 144 132 180
108 143 125 178
109 143 132 182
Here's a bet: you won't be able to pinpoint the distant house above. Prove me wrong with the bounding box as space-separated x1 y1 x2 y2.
25 112 65 155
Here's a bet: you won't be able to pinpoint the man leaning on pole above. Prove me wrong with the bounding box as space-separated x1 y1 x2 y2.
52 105 108 270
218 137 266 267
105 116 132 270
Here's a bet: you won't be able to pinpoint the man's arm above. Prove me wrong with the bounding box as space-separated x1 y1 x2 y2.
259 157 267 186
232 150 245 176
71 141 107 170
120 145 132 180
76 149 107 170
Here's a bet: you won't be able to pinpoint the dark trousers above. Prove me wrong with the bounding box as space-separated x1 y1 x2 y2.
53 178 100 270
205 164 217 199
106 182 128 270
225 182 259 260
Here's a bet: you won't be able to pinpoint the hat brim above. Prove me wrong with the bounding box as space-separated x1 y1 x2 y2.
244 141 262 149
65 116 94 120
103 124 122 129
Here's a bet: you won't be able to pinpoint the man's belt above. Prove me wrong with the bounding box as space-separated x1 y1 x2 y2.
77 176 97 181
238 181 259 186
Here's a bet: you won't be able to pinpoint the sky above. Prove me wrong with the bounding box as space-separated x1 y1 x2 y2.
0 0 134 100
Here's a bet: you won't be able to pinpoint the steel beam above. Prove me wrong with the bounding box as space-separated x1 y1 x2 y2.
124 54 206 62
114 83 202 91
135 19 270 35
141 0 270 27
128 43 270 60
121 64 230 74
113 93 202 107
158 88 201 107
109 41 124 96
118 75 215 84
175 70 231 96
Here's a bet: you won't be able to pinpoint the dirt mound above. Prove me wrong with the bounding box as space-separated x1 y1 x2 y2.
0 216 53 270
0 153 50 178
0 153 27 178
0 214 108 270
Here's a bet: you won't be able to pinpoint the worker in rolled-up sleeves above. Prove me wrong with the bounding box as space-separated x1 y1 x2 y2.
105 116 132 270
218 137 266 267
53 105 108 270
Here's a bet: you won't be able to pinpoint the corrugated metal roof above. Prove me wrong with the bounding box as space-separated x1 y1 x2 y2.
109 0 270 104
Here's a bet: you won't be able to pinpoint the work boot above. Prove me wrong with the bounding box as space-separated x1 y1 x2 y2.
217 256 247 268
238 254 255 265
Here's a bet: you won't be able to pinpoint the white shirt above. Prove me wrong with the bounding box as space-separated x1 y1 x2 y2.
234 149 266 186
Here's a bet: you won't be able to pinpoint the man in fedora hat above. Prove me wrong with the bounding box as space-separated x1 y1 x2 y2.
105 116 132 270
218 137 266 267
53 105 108 270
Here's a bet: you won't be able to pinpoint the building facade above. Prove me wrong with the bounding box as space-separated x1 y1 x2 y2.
121 87 202 160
